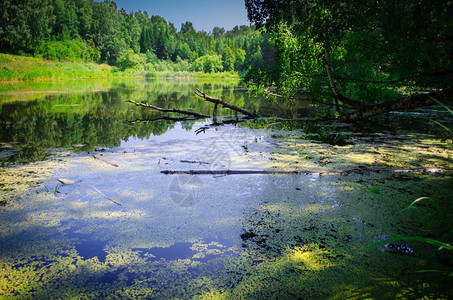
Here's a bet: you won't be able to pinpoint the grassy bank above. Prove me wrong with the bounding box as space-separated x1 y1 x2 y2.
0 53 240 82
0 53 116 81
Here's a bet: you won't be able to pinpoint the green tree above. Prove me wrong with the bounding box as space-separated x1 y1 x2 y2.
0 0 55 53
139 25 153 53
180 21 196 35
176 41 193 61
121 11 141 53
90 0 126 64
0 0 269 73
234 48 246 71
192 54 223 73
116 48 144 70
212 27 225 38
74 0 93 38
150 16 174 60
221 45 235 71
53 0 80 39
244 0 453 121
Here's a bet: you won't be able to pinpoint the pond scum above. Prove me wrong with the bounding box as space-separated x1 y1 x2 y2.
0 131 452 299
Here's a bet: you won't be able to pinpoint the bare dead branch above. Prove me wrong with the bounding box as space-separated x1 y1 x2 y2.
127 116 203 124
125 99 210 118
195 88 259 118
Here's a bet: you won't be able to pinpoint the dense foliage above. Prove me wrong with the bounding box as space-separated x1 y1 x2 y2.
0 0 272 73
244 0 453 117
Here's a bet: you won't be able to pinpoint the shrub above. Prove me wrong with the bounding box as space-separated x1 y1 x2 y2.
191 54 223 73
36 39 101 62
116 49 145 71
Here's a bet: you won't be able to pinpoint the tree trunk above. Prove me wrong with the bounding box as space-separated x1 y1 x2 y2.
324 46 340 113
339 88 453 122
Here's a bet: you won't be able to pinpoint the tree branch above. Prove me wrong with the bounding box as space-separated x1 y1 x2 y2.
195 88 259 118
126 116 203 124
125 99 210 118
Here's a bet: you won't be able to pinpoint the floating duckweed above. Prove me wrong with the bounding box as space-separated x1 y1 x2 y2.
0 123 452 299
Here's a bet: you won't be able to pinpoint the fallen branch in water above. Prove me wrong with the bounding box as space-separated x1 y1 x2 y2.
127 116 203 124
56 178 125 208
161 168 445 175
125 99 210 118
195 88 259 118
180 160 210 165
93 155 119 167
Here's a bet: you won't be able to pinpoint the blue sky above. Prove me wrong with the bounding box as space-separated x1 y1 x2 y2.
105 0 250 32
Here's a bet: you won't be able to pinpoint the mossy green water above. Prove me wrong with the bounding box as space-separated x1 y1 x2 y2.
0 127 451 299
0 79 452 298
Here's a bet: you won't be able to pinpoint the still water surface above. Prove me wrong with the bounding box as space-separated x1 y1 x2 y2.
0 79 451 298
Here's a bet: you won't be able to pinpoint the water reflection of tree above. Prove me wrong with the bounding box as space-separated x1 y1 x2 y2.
1 92 170 162
0 79 271 163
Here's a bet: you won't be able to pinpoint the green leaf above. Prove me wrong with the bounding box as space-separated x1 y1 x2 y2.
363 236 453 251
429 96 453 116
394 196 443 219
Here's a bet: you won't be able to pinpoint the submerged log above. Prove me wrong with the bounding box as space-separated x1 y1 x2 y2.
195 88 259 118
161 168 445 175
125 100 210 118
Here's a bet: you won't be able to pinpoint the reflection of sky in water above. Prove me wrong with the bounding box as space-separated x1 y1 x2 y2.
38 118 341 265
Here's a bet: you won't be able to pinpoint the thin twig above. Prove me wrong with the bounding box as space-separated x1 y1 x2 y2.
93 155 119 167
83 182 125 208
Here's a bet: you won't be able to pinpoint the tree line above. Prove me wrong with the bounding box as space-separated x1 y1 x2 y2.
0 0 272 73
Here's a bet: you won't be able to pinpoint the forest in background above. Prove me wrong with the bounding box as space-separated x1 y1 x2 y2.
0 0 273 75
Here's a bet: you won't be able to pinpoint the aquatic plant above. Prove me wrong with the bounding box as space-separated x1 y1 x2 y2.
365 191 453 278
365 236 452 277
44 184 61 195
395 196 446 224
400 96 453 139
365 176 382 195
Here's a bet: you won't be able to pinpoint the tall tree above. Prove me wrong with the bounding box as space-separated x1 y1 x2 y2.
53 0 80 39
180 21 196 35
121 11 141 53
212 27 225 38
74 0 93 39
90 0 126 63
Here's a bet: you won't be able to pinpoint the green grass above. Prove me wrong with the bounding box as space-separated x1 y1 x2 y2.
0 53 116 81
0 53 241 82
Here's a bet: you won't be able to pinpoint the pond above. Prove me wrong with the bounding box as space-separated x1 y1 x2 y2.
0 78 452 298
